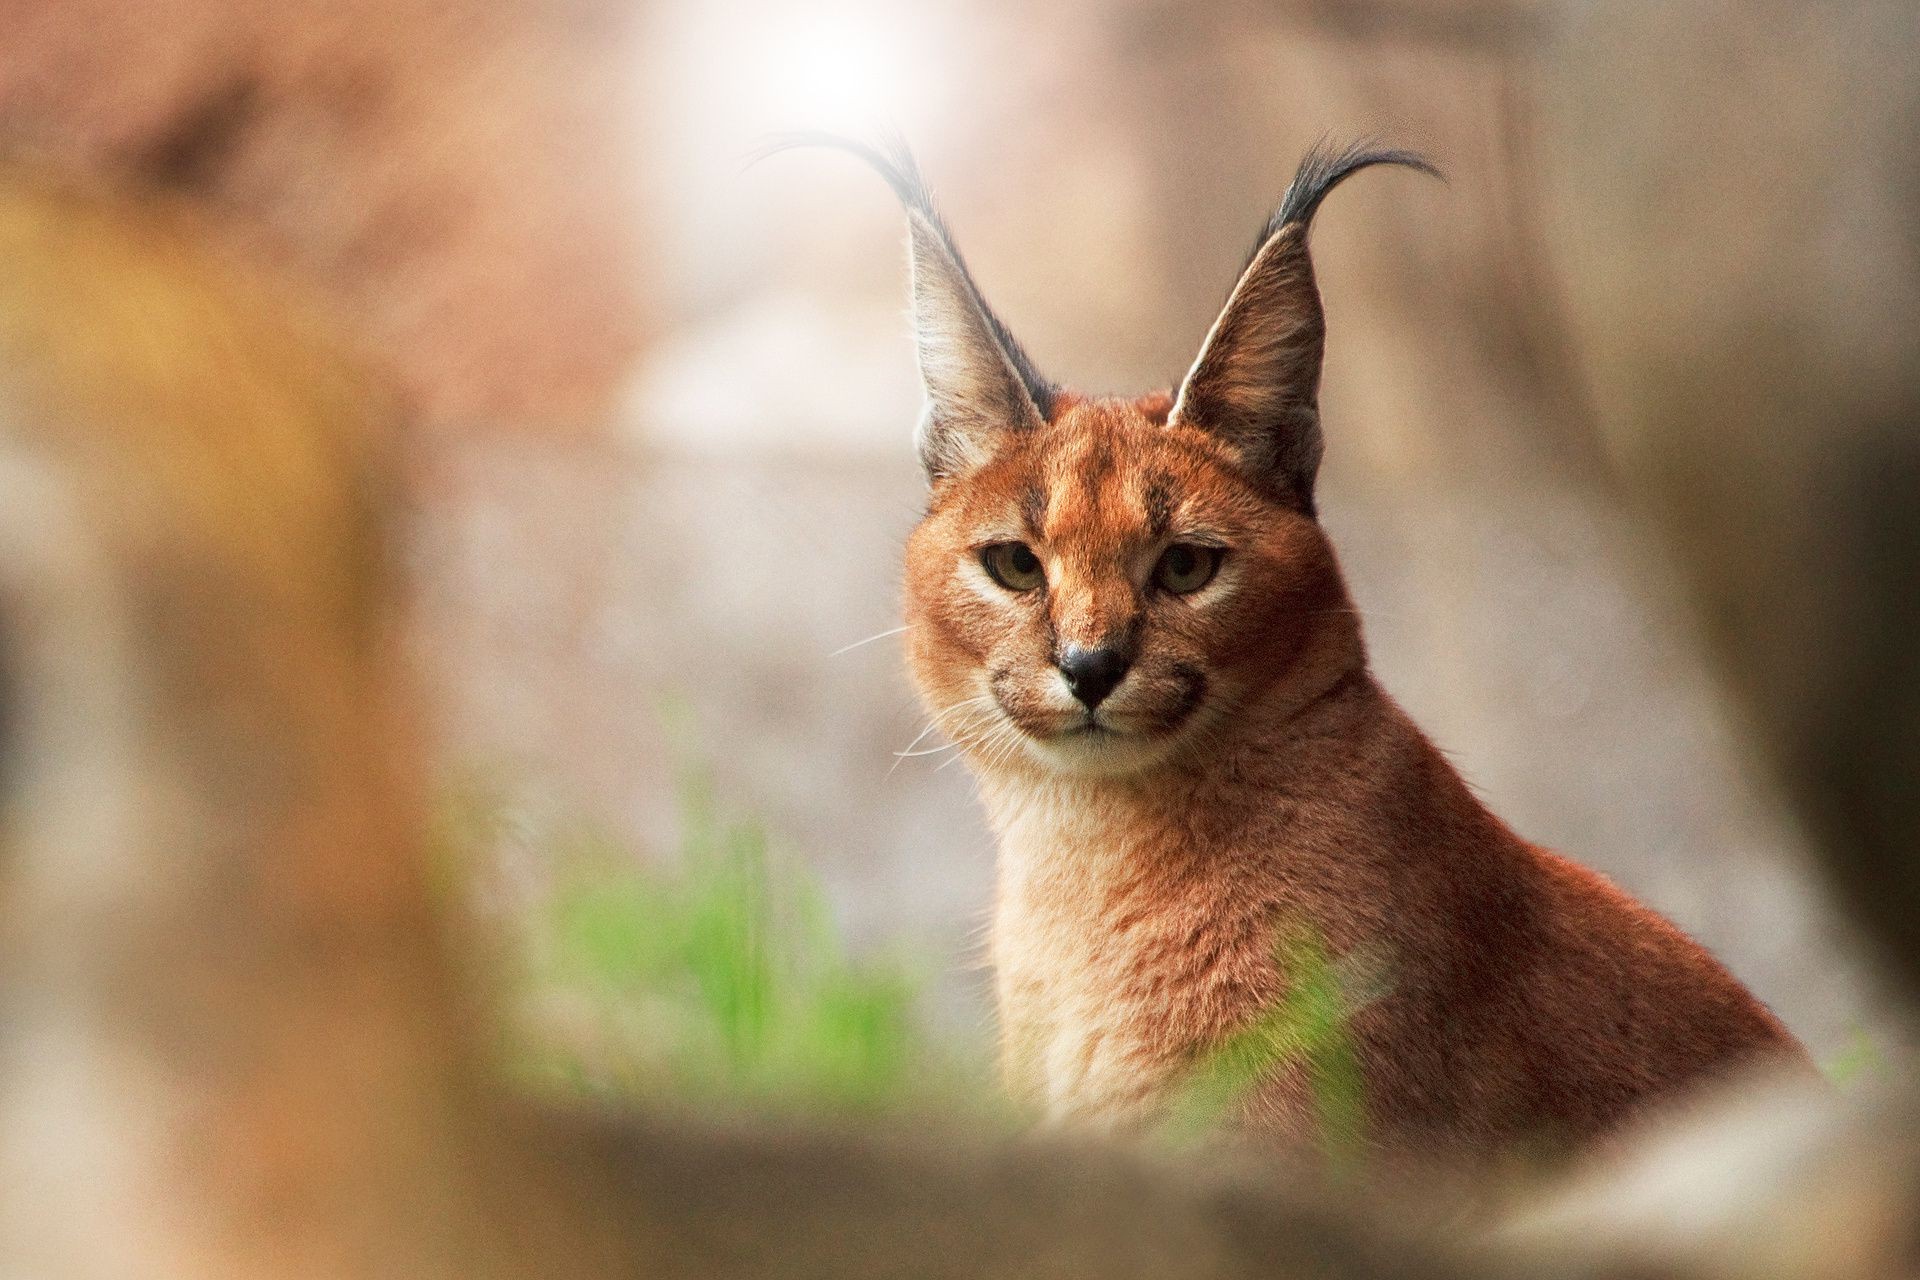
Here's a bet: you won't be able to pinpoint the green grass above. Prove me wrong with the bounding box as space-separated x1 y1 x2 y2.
1823 1024 1888 1090
539 776 927 1110
442 754 989 1119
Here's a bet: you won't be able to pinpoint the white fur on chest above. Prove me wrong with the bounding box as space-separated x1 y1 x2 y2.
985 782 1184 1129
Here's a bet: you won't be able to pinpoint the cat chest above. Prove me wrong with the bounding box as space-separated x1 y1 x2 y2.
991 824 1273 1127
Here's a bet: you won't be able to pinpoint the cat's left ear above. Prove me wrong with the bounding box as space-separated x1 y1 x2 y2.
760 133 1054 481
1171 144 1439 512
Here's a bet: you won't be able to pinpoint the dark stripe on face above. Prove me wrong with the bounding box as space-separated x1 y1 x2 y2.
1078 438 1114 499
1019 482 1046 538
1143 474 1176 538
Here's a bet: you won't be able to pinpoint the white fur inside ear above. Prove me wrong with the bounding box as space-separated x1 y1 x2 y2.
905 213 1041 477
913 402 990 478
1168 227 1325 490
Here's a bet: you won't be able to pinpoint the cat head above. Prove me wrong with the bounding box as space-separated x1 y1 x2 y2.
779 135 1437 776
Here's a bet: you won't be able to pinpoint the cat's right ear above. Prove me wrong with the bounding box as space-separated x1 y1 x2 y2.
1171 143 1439 512
758 133 1054 480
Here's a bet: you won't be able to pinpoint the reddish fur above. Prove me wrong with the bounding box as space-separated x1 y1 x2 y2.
904 394 1809 1170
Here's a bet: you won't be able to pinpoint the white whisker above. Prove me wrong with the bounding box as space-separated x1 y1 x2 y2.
939 718 1012 772
894 720 951 758
898 696 992 747
829 624 911 657
889 695 996 777
894 740 964 758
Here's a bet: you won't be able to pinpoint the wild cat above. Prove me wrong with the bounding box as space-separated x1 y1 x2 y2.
782 135 1808 1168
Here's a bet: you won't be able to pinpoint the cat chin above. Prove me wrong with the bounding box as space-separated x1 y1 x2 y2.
1015 724 1185 777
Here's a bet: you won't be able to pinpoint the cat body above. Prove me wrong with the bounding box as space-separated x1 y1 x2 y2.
909 393 1800 1164
788 135 1808 1164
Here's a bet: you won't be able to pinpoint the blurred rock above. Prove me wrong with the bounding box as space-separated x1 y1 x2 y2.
1503 1069 1920 1280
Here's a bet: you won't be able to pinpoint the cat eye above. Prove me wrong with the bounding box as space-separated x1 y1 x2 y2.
981 542 1045 593
1154 543 1224 595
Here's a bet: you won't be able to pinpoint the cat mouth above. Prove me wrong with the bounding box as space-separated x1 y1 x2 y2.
1011 695 1205 746
1043 709 1178 747
994 708 1136 750
1016 710 1191 776
1032 705 1136 740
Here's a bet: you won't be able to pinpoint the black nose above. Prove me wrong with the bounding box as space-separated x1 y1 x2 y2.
1057 644 1130 710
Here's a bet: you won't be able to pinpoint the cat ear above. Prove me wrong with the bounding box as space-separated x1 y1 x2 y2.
902 203 1052 479
760 133 1054 480
1171 143 1439 511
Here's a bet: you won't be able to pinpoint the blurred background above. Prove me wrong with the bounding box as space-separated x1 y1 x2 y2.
0 0 1899 1068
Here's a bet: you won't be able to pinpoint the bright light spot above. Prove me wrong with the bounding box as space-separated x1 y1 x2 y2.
748 13 907 127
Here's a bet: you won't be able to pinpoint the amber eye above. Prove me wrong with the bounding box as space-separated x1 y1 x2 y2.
981 542 1045 593
1154 543 1223 595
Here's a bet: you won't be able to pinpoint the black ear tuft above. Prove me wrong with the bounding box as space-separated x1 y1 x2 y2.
1173 140 1442 510
1252 140 1443 263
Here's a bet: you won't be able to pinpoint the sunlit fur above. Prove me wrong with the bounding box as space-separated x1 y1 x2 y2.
876 142 1812 1170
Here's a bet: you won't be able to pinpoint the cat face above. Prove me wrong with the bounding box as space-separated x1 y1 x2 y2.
904 394 1350 776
